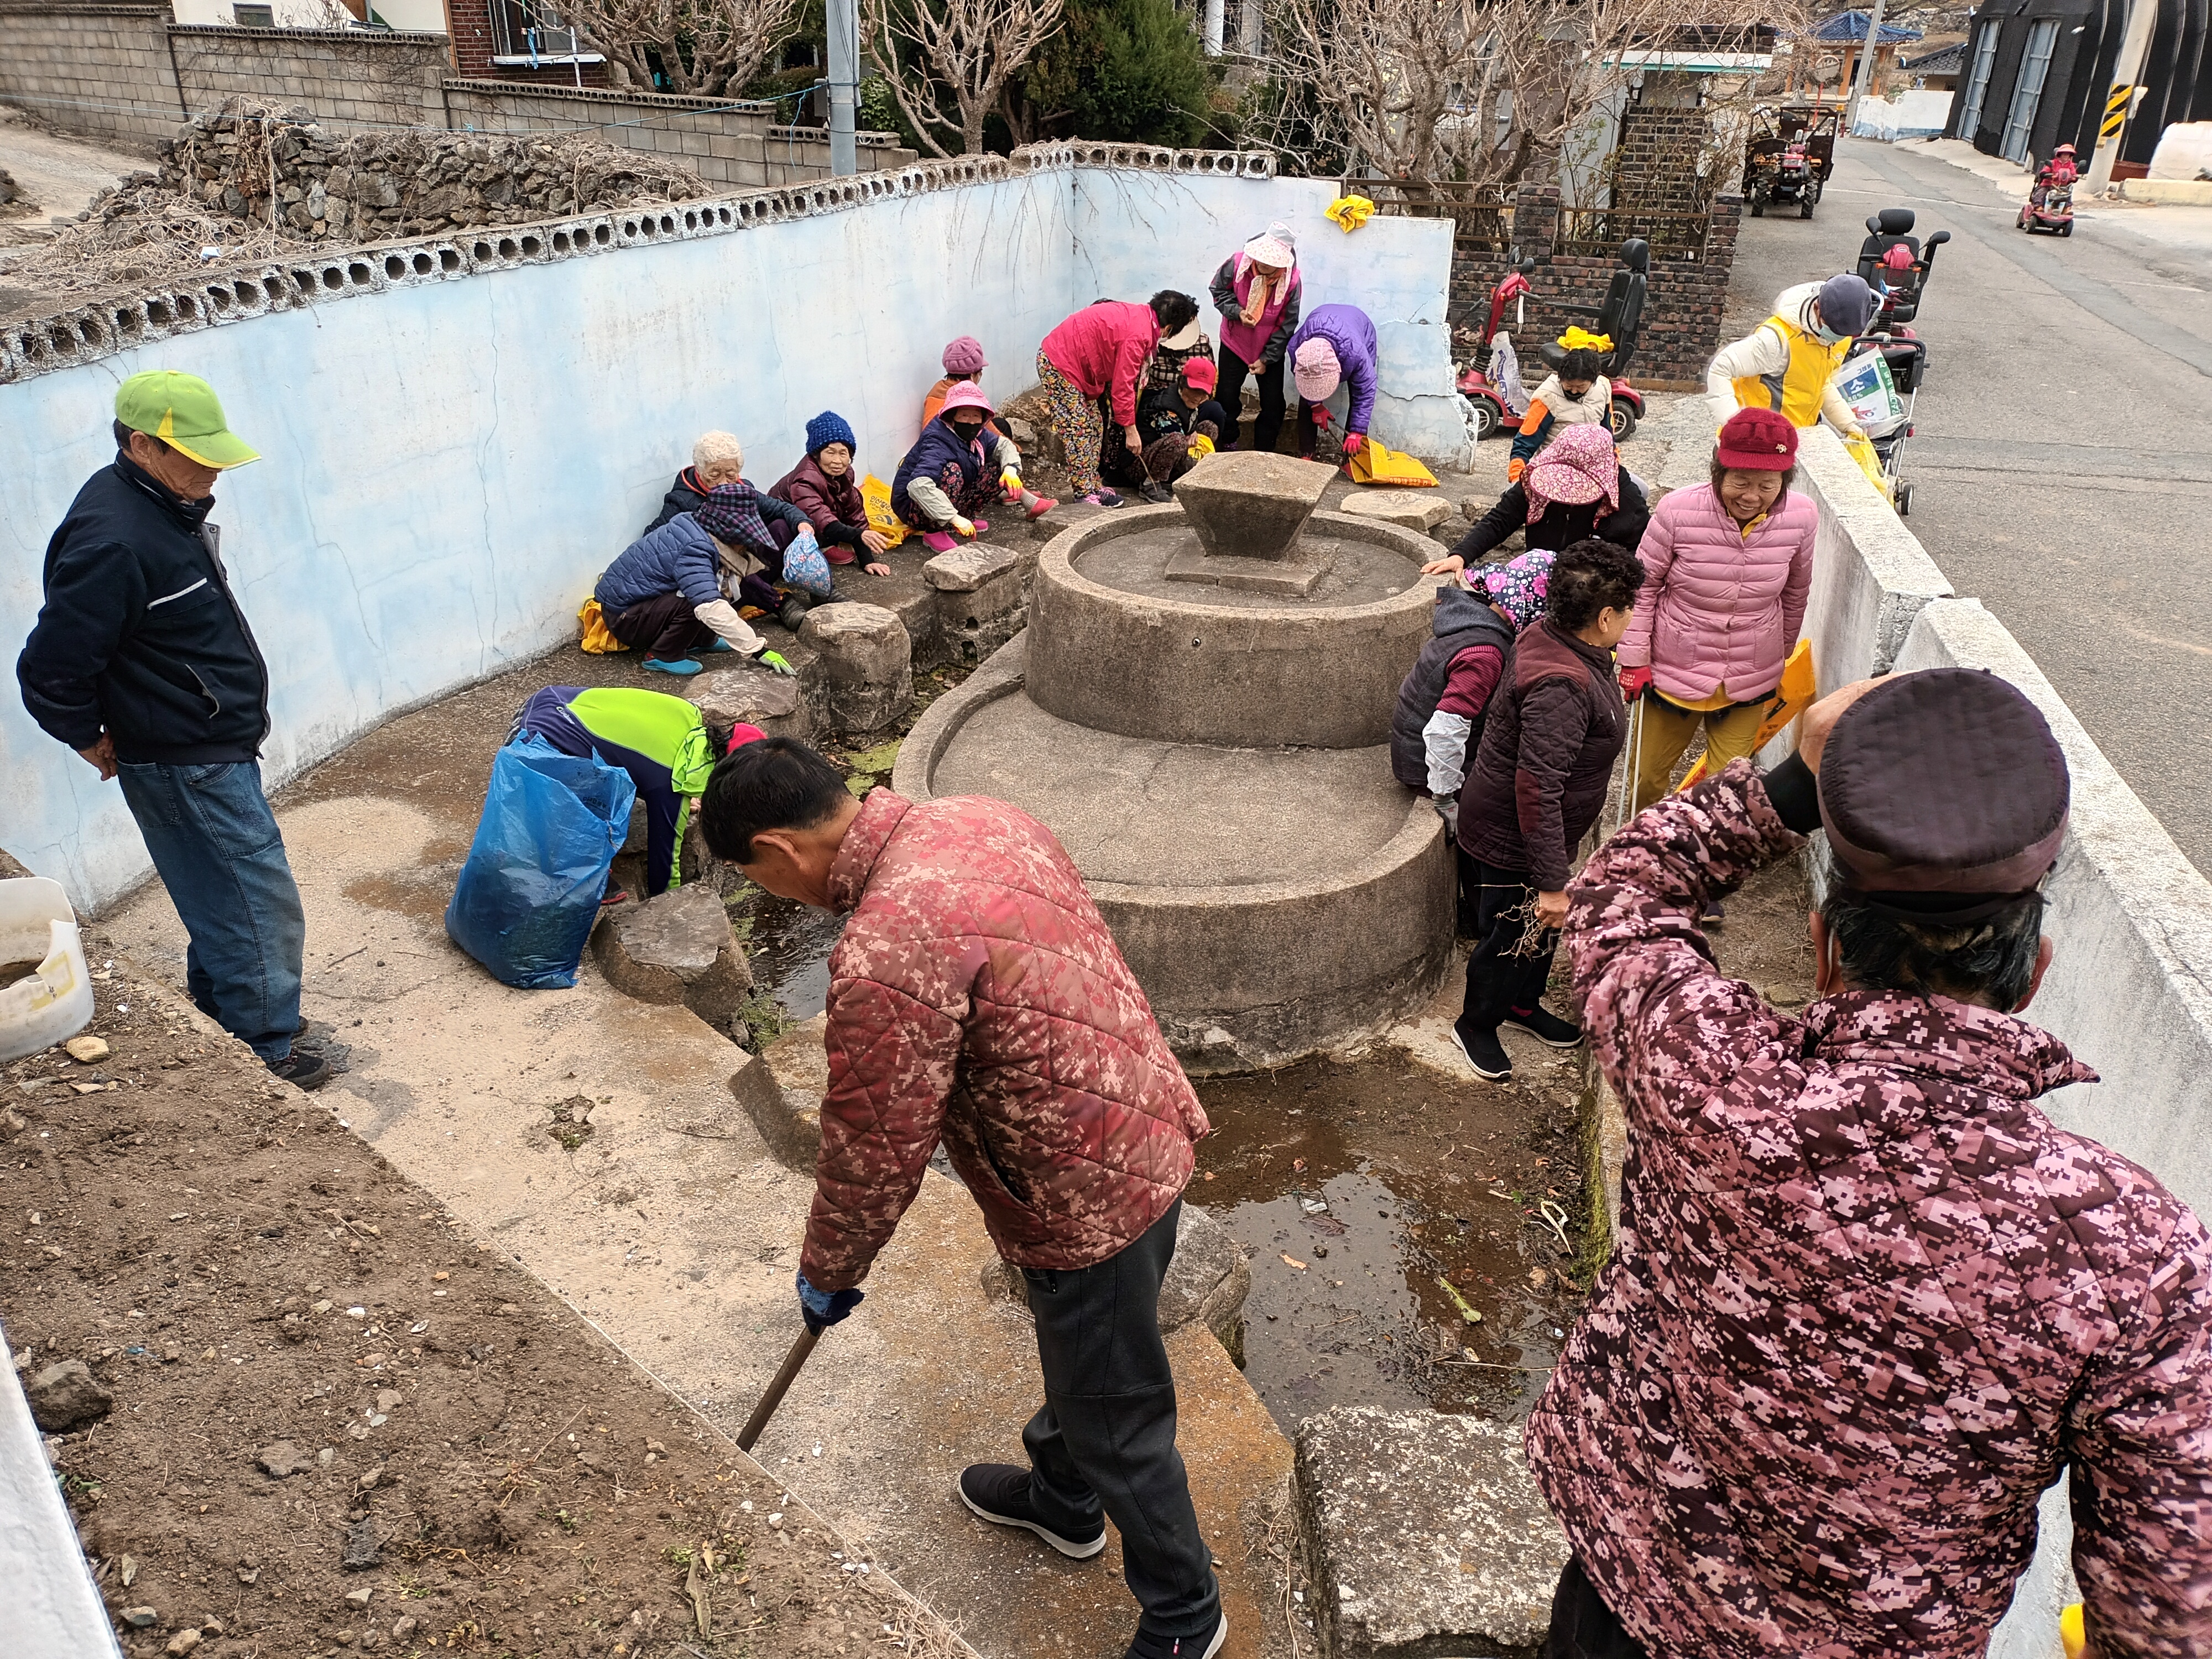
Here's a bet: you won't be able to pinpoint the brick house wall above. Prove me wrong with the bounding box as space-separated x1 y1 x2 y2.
1446 181 1742 387
443 0 608 87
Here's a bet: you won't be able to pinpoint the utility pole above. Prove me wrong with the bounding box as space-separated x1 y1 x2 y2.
2084 0 2156 195
1845 0 1887 133
827 0 859 176
1202 0 1224 55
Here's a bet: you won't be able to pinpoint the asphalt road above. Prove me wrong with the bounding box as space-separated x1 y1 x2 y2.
1721 136 2212 876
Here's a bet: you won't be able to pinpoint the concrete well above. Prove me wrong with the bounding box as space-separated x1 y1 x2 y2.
893 487 1454 1072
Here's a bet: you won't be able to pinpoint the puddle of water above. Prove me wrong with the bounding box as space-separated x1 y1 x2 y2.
1193 1050 1586 1431
737 890 846 1020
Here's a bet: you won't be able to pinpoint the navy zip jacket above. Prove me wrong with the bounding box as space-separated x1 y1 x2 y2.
18 453 272 765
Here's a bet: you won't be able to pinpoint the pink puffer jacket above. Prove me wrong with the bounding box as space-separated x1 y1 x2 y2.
1617 483 1817 703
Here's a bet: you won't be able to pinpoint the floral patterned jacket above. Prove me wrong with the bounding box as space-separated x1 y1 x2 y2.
800 790 1206 1291
1528 759 2212 1658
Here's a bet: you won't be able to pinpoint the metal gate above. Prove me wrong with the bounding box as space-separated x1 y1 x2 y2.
2000 18 2060 163
1955 20 2000 142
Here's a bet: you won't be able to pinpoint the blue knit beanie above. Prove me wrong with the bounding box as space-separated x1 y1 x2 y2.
805 410 857 455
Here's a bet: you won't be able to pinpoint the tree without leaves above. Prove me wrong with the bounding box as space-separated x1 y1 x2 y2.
863 0 1067 154
558 0 806 96
1255 0 1798 187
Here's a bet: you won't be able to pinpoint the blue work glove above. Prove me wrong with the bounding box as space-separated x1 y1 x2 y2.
797 1272 864 1335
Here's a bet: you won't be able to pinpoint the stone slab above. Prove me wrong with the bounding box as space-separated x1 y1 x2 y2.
591 883 753 1032
797 603 913 735
1030 499 1108 543
1162 543 1327 597
684 667 811 742
1294 1406 1569 1659
1172 451 1338 561
748 1011 828 1170
921 543 1025 592
1337 489 1455 532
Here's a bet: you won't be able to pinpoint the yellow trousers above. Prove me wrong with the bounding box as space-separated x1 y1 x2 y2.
1629 695 1767 815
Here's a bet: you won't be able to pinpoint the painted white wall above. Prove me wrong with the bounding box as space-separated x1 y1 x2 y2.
1 165 1458 912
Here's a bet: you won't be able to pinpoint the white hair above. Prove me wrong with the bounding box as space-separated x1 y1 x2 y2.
692 430 744 472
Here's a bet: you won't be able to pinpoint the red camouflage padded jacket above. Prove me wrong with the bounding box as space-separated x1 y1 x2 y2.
799 789 1207 1292
1532 760 2212 1659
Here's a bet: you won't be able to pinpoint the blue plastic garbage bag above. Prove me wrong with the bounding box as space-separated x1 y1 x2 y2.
445 735 637 989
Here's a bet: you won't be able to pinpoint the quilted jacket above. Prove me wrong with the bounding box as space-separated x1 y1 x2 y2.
800 790 1207 1291
1532 759 2212 1659
1616 482 1818 703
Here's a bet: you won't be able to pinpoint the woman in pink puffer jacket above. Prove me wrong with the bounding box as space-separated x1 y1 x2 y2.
1617 408 1816 838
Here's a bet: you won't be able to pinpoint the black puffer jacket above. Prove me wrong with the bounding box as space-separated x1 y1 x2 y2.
1448 467 1649 566
1390 585 1515 791
18 455 270 765
644 467 711 534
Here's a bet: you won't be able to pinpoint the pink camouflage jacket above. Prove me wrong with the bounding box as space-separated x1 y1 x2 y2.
799 790 1207 1293
1530 760 2212 1658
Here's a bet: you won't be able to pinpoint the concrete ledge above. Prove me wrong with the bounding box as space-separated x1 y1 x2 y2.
2120 178 2212 205
1294 1406 1567 1659
1 1320 126 1659
1794 424 1953 684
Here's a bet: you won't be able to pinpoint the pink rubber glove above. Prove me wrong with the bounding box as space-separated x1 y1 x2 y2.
1619 665 1652 701
1342 432 1364 457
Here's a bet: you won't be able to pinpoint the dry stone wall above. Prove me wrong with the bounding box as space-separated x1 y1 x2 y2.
160 101 706 241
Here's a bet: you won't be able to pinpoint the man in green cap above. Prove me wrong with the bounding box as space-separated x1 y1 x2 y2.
16 370 328 1091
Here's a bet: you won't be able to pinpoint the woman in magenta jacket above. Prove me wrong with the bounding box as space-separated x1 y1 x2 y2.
1616 408 1817 847
1036 291 1198 506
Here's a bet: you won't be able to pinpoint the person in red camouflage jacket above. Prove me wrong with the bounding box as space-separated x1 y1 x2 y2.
1532 669 2212 1659
697 738 1226 1659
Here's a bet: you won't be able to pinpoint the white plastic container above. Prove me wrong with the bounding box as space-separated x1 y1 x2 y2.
0 877 95 1063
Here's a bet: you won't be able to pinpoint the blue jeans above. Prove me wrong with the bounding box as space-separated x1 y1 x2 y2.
116 760 305 1062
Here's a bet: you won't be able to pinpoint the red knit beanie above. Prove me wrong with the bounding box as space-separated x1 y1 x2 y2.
1716 408 1799 471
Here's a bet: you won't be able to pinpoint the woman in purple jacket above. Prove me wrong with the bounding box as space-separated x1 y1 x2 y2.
1287 303 1378 463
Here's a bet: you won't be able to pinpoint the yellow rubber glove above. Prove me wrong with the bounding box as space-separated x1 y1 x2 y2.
951 516 976 538
2060 1605 2085 1659
1000 469 1023 493
1187 434 1215 460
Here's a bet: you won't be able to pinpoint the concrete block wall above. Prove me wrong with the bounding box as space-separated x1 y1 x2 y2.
165 22 450 133
0 152 1451 912
441 80 915 188
0 2 182 147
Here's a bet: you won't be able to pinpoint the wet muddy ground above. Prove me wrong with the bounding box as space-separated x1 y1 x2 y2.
1192 1048 1588 1430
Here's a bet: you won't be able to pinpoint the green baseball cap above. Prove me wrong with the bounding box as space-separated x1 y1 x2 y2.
114 371 260 469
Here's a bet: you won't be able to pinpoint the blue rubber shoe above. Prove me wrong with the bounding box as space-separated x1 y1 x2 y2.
703 638 737 653
642 656 702 677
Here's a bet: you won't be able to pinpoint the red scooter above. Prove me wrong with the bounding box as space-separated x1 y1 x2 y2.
2018 181 2075 236
1456 242 1648 442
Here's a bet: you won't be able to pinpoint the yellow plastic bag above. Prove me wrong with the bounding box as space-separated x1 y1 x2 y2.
577 595 623 654
1557 325 1614 354
1326 194 1376 233
861 473 909 548
1186 432 1216 460
1843 432 1893 502
1679 639 1815 789
1347 438 1438 488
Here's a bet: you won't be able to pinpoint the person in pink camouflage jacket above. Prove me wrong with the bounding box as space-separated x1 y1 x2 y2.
1532 669 2212 1659
697 738 1227 1659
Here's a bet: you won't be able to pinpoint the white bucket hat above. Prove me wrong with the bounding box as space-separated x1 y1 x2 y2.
1243 221 1296 268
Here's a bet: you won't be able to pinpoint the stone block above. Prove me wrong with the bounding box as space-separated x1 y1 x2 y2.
1337 490 1455 532
591 883 752 1032
1294 1407 1568 1659
797 603 912 735
1173 451 1337 561
921 542 1024 592
26 1359 112 1433
830 570 939 666
981 1203 1249 1356
683 667 810 742
748 1013 828 1170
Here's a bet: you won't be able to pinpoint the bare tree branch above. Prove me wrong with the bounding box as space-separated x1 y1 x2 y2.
862 0 1066 155
557 0 804 98
1254 0 1802 190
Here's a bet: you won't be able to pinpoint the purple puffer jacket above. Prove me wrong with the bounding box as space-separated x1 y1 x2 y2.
1616 483 1816 703
1287 304 1379 435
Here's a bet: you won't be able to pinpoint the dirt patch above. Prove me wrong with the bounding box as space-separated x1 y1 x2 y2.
1 945 966 1659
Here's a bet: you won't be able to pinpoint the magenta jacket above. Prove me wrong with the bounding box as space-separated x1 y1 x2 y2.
1536 761 2212 1659
1040 301 1161 428
1616 483 1816 703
